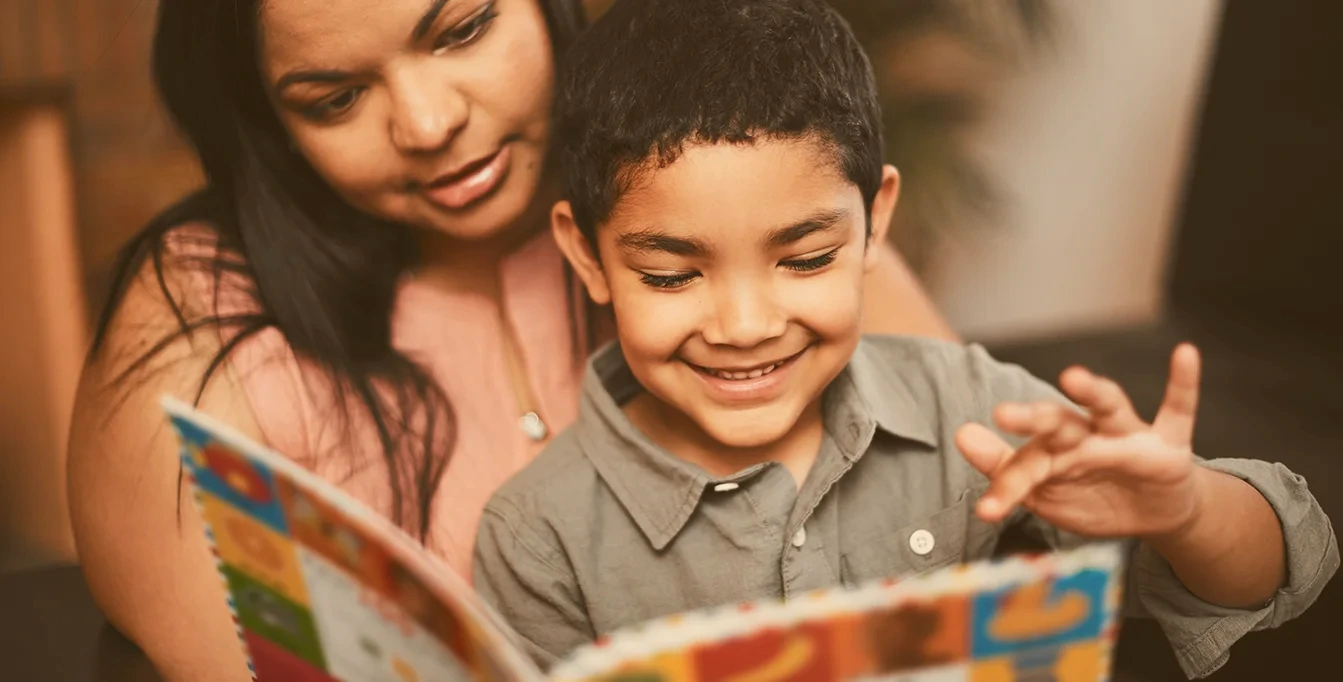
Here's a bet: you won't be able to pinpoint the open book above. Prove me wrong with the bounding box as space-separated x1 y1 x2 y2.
163 397 1126 682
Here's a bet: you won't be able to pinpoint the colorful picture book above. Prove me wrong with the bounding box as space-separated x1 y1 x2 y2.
163 397 1126 682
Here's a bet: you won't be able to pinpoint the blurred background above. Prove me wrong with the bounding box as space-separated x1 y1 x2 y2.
0 0 1338 678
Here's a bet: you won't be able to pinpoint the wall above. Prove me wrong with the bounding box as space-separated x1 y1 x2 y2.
925 0 1225 343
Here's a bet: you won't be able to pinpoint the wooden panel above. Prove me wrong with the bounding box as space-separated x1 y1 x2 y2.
0 103 84 571
0 0 76 83
0 0 197 312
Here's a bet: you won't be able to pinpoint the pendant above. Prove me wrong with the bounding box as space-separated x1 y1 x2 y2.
520 411 548 442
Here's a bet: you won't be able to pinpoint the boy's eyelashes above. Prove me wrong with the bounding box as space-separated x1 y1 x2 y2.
783 248 840 272
638 271 699 290
633 248 843 291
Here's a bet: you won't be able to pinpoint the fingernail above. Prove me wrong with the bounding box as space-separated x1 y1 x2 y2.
978 498 1001 518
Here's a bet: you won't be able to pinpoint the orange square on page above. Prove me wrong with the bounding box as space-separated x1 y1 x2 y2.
200 493 310 606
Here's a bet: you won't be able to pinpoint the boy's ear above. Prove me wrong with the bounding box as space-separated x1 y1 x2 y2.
864 165 901 271
551 201 612 305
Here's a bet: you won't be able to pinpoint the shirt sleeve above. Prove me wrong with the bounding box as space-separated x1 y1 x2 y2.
964 343 1341 678
472 498 595 670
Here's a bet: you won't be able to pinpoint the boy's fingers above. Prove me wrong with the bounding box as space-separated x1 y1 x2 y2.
977 439 1053 522
993 402 1064 437
1044 412 1092 453
994 402 1093 453
1153 343 1201 446
955 423 1014 476
1059 367 1145 435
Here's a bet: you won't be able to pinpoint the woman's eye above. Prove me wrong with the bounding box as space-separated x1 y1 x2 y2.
433 3 499 54
638 271 699 290
303 87 365 121
781 248 840 272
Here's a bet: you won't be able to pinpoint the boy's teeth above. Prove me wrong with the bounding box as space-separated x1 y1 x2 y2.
712 362 780 380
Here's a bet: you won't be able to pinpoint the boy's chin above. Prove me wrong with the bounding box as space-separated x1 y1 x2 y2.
693 410 801 451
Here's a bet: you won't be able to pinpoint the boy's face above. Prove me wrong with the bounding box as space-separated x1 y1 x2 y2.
555 137 899 449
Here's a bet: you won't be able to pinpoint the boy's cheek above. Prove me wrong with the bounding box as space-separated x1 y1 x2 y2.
610 291 697 358
784 278 865 337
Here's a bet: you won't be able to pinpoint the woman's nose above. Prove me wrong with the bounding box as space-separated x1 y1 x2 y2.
387 68 468 154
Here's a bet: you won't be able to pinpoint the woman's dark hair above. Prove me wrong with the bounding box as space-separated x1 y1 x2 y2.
92 0 587 539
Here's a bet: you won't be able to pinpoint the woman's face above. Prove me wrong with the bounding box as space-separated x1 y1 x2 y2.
258 0 557 241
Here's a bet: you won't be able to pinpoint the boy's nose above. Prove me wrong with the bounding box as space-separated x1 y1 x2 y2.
702 284 786 348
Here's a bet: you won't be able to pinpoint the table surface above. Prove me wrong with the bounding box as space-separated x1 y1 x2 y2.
0 565 1178 682
0 565 163 682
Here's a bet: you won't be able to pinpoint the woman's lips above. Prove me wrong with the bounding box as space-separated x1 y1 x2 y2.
423 145 512 211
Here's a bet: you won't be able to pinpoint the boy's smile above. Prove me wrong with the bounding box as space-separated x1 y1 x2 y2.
684 342 813 405
555 137 900 470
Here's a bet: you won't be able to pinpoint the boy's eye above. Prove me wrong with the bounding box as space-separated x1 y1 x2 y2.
302 87 366 122
637 271 699 290
781 248 840 272
433 2 499 54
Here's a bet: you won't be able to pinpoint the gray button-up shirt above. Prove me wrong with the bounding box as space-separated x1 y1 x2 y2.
474 336 1338 678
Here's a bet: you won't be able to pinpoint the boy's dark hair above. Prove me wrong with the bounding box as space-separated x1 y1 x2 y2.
555 0 885 240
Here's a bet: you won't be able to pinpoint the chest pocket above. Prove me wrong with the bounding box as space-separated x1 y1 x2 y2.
840 488 988 588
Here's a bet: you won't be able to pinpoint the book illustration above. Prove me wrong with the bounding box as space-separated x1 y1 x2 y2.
548 546 1123 682
164 398 1124 682
168 399 541 682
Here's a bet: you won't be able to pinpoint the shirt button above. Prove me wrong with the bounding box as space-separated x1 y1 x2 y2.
909 529 935 556
713 482 740 492
791 527 807 548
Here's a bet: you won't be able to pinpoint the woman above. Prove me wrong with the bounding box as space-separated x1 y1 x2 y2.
66 0 957 679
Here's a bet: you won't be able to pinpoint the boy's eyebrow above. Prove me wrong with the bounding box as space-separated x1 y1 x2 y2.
765 208 851 248
616 229 711 257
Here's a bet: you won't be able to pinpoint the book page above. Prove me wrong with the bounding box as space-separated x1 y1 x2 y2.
550 543 1125 682
163 397 545 682
165 396 1125 682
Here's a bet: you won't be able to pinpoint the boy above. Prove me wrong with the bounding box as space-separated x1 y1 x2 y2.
474 0 1338 677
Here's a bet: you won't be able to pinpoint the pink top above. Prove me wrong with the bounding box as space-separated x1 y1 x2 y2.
186 228 583 583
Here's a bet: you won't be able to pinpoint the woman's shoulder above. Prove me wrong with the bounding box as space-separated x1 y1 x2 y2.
107 220 259 336
83 217 267 399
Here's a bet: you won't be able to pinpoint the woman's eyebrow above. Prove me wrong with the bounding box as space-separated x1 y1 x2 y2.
412 0 452 41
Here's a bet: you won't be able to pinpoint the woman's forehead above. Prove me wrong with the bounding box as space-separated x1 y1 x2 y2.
258 0 455 69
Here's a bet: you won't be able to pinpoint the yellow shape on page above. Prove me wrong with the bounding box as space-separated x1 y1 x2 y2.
988 582 1090 641
723 634 815 682
1054 642 1104 682
200 494 309 606
391 656 419 682
576 652 694 682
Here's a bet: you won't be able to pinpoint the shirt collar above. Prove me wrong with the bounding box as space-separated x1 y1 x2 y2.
575 338 937 551
836 337 939 453
576 343 709 551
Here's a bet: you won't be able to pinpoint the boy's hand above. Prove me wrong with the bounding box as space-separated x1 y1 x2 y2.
955 344 1207 541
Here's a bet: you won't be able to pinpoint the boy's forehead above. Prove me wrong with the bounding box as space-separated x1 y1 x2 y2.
605 138 862 240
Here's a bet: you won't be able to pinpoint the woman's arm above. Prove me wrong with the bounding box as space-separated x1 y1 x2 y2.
68 259 257 682
860 240 958 341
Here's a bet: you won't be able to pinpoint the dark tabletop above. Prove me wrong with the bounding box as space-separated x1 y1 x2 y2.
0 565 162 682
